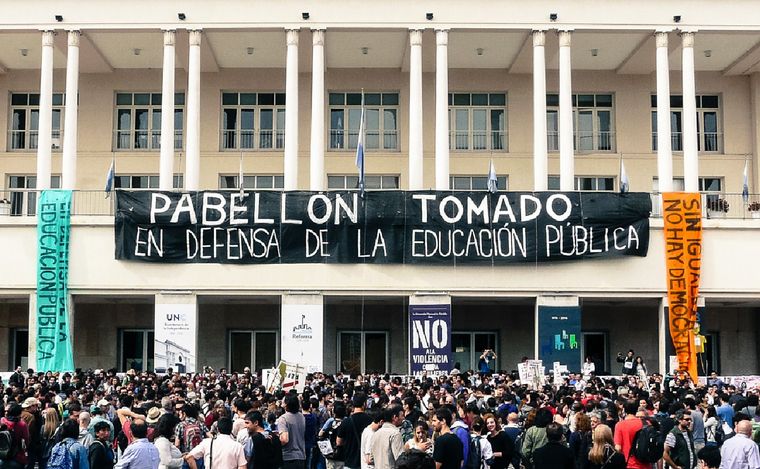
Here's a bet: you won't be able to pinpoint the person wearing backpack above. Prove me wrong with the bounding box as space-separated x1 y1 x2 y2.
612 401 650 469
532 423 574 469
318 401 345 468
88 421 115 469
242 411 283 469
662 411 696 469
47 420 88 469
465 418 493 469
175 404 209 469
0 402 30 469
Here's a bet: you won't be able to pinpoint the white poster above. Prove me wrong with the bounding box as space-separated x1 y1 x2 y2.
280 303 323 373
154 303 197 373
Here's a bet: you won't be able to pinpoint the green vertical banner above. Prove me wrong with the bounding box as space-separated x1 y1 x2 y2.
36 190 74 372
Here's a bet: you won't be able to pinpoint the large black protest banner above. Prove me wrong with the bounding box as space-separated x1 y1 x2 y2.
115 190 650 264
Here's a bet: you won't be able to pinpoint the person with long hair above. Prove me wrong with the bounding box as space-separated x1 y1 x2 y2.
588 424 624 469
484 413 514 469
704 405 719 446
569 412 592 469
39 407 60 469
154 413 183 469
403 420 432 455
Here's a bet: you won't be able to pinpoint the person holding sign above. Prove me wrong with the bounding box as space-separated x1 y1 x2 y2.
616 350 635 376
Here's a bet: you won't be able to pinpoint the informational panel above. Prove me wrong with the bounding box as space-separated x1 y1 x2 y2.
280 302 323 373
409 304 452 375
537 306 581 372
154 302 197 373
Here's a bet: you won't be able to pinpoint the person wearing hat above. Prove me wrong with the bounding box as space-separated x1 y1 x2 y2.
21 396 42 469
88 403 116 444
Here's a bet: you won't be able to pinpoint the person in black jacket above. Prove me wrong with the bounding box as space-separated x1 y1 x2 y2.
532 422 574 469
88 421 115 469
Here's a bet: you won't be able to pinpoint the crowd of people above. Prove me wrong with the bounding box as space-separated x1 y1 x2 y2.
0 355 759 469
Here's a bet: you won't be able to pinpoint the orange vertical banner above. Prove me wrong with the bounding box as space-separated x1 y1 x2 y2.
662 193 702 381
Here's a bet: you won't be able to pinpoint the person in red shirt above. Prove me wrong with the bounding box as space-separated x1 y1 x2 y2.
614 400 651 469
1 402 31 468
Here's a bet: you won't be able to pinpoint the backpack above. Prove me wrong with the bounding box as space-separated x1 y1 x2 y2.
247 432 283 469
0 423 17 461
318 418 342 459
396 448 435 469
464 436 486 469
713 419 727 446
47 440 76 469
183 420 204 452
630 419 664 464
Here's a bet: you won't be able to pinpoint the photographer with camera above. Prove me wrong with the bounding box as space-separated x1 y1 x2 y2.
616 349 636 376
478 348 497 374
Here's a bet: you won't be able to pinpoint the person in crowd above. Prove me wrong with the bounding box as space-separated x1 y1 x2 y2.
569 412 592 469
616 350 635 376
613 400 648 469
278 395 307 469
337 393 374 469
716 394 734 430
663 410 697 469
48 419 89 469
431 407 462 469
154 414 183 469
704 406 720 447
0 403 30 469
175 404 207 469
20 397 42 469
484 413 513 469
719 420 760 468
588 424 625 469
114 419 160 469
521 407 552 467
532 422 574 469
696 445 721 469
88 402 115 444
242 411 282 469
88 421 115 469
369 405 404 469
40 406 61 469
403 420 431 455
184 417 247 469
478 349 497 375
77 412 94 448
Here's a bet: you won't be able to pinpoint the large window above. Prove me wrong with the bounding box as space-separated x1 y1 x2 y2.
114 92 184 150
327 175 399 190
10 328 28 370
329 92 399 151
219 174 284 190
221 92 286 150
228 330 278 372
449 93 507 151
547 176 615 191
113 174 183 190
651 95 720 152
119 329 154 372
451 332 497 372
450 175 508 191
8 175 61 216
9 93 64 151
547 93 614 152
338 331 388 374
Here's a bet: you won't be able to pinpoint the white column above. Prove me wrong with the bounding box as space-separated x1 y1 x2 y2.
36 31 55 190
655 32 674 193
658 296 668 375
408 30 424 190
284 29 300 191
309 29 326 191
185 30 202 191
435 30 450 190
61 31 80 190
558 31 575 191
159 30 176 191
682 32 699 192
533 30 548 191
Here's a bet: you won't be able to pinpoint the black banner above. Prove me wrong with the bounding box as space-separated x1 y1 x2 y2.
115 191 651 264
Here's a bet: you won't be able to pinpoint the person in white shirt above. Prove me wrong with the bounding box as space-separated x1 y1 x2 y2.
184 417 247 469
719 420 760 469
361 411 384 469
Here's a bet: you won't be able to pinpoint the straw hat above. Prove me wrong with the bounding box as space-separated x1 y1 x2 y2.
146 407 161 424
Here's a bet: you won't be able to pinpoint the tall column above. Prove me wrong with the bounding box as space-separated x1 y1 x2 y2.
533 30 548 191
159 30 176 191
658 296 668 374
185 30 202 191
682 32 699 192
558 31 575 191
61 31 80 190
284 29 300 191
36 31 55 190
310 30 326 191
435 30 450 190
655 32 673 193
408 30 424 190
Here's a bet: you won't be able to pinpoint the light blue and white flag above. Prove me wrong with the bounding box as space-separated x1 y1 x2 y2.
743 160 750 204
487 160 498 193
620 158 629 193
355 92 366 196
104 159 115 198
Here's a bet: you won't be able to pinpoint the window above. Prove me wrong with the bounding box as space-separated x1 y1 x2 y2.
114 92 184 150
450 175 508 191
327 175 399 190
9 93 64 150
118 329 154 372
228 330 278 372
449 93 507 151
547 176 615 191
451 332 497 371
8 175 61 216
338 331 388 374
220 92 286 150
113 174 183 189
547 94 614 152
219 174 284 190
651 95 720 152
10 328 28 370
651 177 723 216
329 92 399 150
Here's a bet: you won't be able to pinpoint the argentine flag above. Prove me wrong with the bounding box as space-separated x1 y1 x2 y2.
104 159 115 198
355 94 366 195
743 160 750 204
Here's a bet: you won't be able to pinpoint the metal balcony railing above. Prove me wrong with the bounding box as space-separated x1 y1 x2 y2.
652 132 723 153
649 192 760 220
8 130 62 150
449 130 507 151
547 130 616 152
328 129 399 151
113 130 183 151
220 129 286 150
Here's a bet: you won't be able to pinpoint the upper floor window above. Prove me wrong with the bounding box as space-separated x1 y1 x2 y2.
221 92 286 151
114 92 184 151
219 174 284 190
652 177 721 193
9 93 65 151
547 93 614 152
7 175 61 216
449 93 507 151
329 92 399 151
548 175 615 191
327 174 399 190
114 174 183 189
450 175 508 191
651 95 720 153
